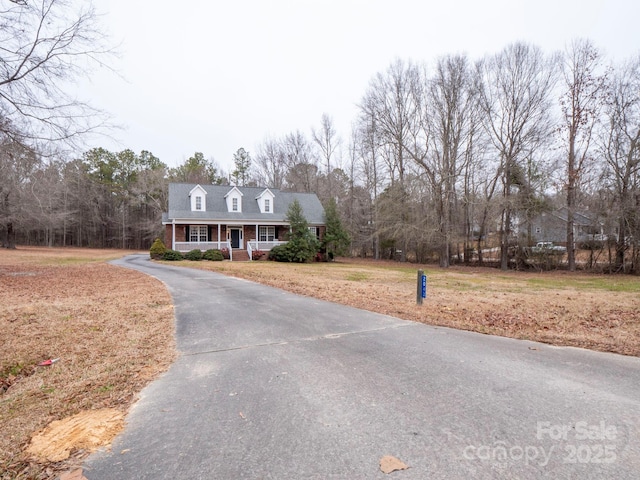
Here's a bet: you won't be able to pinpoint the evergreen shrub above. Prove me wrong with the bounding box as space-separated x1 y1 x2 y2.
162 249 184 261
185 249 203 261
268 244 293 262
149 238 167 259
203 249 224 261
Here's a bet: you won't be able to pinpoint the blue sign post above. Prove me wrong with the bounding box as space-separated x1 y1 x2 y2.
417 270 427 305
421 273 427 299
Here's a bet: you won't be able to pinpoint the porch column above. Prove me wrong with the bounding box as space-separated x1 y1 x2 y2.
218 223 221 249
172 220 175 250
256 223 259 250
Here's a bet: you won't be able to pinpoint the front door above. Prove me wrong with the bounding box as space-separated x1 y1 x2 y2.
230 228 241 249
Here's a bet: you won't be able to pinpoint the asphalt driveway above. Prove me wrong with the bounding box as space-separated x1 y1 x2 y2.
84 255 640 479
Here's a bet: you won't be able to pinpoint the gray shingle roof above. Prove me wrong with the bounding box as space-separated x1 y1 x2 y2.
164 183 325 224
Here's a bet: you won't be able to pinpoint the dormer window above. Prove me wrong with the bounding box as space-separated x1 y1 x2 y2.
224 186 244 213
189 185 207 212
256 188 275 214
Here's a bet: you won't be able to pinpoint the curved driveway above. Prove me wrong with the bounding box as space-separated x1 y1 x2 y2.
85 255 640 479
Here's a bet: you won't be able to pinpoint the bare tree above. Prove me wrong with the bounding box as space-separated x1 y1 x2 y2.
355 94 386 258
477 43 557 270
59 157 92 246
254 136 287 189
600 56 640 272
28 158 70 246
472 153 502 265
283 131 319 192
407 55 477 267
124 150 166 248
359 59 421 260
560 39 608 270
0 0 113 144
343 126 368 256
0 136 39 247
0 0 113 247
460 89 491 265
312 113 340 199
359 59 420 187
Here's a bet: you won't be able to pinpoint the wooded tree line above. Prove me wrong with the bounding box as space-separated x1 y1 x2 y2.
0 147 226 249
2 29 639 272
252 40 640 273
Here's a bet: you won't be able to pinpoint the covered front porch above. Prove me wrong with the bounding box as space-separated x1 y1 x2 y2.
168 222 288 261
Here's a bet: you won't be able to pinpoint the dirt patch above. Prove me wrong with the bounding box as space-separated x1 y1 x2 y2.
25 409 124 463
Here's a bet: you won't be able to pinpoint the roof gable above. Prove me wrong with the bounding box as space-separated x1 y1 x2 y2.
224 186 244 198
189 184 207 197
255 188 274 199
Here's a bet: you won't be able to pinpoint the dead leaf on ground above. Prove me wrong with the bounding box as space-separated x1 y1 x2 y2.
380 455 409 474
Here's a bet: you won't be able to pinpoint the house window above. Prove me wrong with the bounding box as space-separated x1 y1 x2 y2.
232 198 238 211
264 199 270 212
189 225 208 242
308 226 318 238
195 196 202 211
259 226 275 242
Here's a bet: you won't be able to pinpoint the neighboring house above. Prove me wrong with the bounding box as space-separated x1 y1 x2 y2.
528 207 606 245
162 183 325 260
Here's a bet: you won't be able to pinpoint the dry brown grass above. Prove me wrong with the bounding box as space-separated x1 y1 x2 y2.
172 257 640 357
0 247 175 480
2 247 639 479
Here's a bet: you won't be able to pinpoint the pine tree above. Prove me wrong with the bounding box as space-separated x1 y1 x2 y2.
231 148 252 186
285 200 320 262
322 198 350 259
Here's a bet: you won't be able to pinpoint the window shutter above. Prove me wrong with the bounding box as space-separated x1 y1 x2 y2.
185 226 190 239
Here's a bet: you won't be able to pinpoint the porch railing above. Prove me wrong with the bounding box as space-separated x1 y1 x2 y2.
174 241 231 256
174 240 285 261
246 240 287 261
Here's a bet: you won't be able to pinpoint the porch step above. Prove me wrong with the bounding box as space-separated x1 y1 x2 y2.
231 249 250 262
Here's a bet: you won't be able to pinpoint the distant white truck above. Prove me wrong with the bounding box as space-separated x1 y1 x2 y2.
531 242 567 254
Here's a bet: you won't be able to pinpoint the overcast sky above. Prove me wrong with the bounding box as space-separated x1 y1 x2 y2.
83 0 639 172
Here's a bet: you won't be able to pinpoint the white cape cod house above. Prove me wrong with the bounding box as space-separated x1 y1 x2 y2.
162 183 325 261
